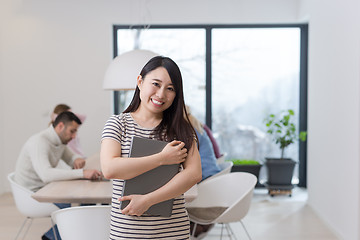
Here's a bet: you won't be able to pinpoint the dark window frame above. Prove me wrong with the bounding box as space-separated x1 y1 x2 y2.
112 23 308 187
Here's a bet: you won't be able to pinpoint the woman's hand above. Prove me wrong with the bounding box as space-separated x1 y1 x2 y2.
120 195 152 216
159 140 188 165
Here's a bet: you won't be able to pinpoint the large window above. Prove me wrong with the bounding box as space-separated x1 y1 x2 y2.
212 28 301 181
113 24 308 186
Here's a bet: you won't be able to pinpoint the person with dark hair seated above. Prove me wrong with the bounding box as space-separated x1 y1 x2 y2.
49 103 87 158
15 111 102 240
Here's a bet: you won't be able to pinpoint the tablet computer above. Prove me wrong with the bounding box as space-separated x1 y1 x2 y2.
120 136 179 217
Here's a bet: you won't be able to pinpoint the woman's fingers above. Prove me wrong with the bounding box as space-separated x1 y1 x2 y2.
162 140 188 164
119 195 150 216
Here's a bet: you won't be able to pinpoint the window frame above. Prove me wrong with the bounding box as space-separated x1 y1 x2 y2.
112 23 308 187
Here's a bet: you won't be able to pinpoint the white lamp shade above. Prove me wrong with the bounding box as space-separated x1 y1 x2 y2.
103 49 159 90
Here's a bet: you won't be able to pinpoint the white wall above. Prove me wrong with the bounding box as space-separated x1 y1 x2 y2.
0 0 114 192
299 0 360 239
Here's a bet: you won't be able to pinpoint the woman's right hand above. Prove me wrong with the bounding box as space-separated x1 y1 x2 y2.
159 140 188 165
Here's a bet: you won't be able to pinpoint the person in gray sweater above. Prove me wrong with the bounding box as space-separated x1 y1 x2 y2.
14 111 102 240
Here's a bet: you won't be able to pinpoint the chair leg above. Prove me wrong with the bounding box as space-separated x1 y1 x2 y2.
225 223 237 240
22 218 33 240
240 220 252 240
191 222 197 237
15 217 32 240
14 217 28 240
51 218 58 240
220 223 225 240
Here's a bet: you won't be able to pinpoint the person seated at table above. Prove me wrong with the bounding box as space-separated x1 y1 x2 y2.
49 103 87 158
186 106 222 238
15 111 102 240
186 106 221 181
203 123 223 159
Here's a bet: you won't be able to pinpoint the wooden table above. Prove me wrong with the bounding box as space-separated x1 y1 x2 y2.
32 179 113 204
32 179 197 204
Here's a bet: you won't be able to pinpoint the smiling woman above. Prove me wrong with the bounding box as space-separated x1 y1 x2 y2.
100 56 202 239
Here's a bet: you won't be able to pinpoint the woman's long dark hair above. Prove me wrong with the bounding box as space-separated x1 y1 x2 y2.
123 56 197 150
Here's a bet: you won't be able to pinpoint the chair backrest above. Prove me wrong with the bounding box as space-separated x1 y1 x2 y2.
7 172 58 218
187 172 257 224
202 161 233 183
52 205 111 240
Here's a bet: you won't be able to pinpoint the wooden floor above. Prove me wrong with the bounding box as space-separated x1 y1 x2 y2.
0 188 338 240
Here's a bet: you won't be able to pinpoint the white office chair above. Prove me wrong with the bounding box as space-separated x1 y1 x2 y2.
186 172 257 240
202 161 233 183
51 205 111 240
7 172 59 240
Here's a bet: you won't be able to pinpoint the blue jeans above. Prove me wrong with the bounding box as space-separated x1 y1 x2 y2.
43 203 71 240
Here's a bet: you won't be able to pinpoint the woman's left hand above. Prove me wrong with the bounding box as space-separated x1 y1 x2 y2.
119 195 152 216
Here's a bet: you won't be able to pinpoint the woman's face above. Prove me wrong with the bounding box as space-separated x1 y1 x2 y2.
137 67 176 114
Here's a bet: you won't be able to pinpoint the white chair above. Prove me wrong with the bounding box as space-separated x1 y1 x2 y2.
202 161 233 183
7 172 59 240
186 172 257 240
51 205 111 240
216 153 227 164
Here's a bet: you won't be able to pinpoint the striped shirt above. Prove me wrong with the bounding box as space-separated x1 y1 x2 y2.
101 113 190 239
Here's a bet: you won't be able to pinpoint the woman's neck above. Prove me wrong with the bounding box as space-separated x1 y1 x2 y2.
131 108 163 129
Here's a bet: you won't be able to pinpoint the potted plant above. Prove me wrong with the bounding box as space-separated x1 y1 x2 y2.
229 159 262 187
264 109 307 192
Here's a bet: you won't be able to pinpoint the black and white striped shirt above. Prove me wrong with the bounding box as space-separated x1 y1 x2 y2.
101 113 190 240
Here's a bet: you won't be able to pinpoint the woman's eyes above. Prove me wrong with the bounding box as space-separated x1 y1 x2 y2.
152 82 175 91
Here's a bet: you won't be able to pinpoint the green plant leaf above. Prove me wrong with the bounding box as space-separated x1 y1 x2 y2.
299 131 307 141
264 109 306 159
229 159 260 165
284 115 290 122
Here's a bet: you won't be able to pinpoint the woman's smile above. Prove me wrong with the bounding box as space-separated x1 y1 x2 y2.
151 98 164 106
